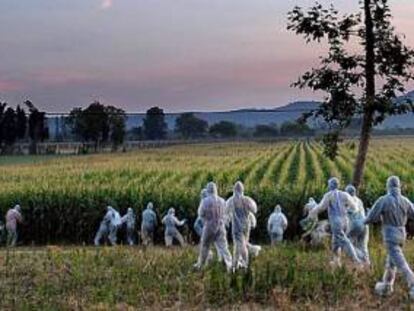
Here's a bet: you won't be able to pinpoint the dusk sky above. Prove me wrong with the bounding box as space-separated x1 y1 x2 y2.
1 1 414 113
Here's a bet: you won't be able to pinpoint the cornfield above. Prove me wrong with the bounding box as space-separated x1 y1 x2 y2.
0 138 413 244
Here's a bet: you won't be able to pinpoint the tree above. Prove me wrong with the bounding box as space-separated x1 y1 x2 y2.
85 102 109 148
128 126 144 141
15 105 27 140
106 106 126 150
0 102 6 148
209 121 238 138
25 100 48 155
68 102 108 150
253 124 279 138
143 107 168 140
67 102 126 151
175 113 208 139
288 0 414 188
2 107 17 148
66 108 84 140
280 121 314 137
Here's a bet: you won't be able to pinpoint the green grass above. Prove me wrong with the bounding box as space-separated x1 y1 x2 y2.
1 241 414 310
1 139 413 309
0 154 64 166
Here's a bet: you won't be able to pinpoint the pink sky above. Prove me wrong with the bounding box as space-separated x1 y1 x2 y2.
1 0 414 112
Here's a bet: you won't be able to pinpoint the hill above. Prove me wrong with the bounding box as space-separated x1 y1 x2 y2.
47 95 414 138
121 100 320 131
116 97 414 131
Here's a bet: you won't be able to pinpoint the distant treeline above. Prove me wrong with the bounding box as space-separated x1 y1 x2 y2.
63 104 315 148
1 100 413 155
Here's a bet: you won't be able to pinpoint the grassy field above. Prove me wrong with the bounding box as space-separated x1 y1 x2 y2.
0 138 414 244
0 155 63 167
1 138 414 309
1 242 414 310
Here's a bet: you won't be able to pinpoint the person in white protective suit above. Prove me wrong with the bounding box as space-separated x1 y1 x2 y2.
162 208 187 247
308 177 362 267
246 212 262 257
364 176 414 299
121 208 136 245
194 189 209 238
194 182 233 271
301 198 331 246
231 212 261 265
194 189 222 263
94 206 121 246
5 204 23 247
226 181 258 270
267 205 288 245
345 185 370 266
141 202 157 246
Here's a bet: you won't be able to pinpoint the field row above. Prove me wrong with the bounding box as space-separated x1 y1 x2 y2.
0 139 413 243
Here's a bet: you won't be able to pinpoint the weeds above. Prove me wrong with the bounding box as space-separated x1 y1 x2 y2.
1 243 414 309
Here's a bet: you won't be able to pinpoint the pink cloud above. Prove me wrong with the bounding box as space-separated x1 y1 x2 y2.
0 79 22 92
100 0 113 10
32 69 100 86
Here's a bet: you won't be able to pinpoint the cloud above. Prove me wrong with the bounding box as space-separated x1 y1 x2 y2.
100 0 113 10
0 79 22 92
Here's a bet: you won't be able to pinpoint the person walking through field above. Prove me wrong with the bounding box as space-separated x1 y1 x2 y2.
267 205 288 245
194 188 222 263
365 176 414 299
162 208 187 247
246 212 262 257
226 181 258 270
94 206 120 246
141 202 157 246
345 185 370 266
6 204 23 247
121 208 136 245
194 182 233 271
308 177 362 268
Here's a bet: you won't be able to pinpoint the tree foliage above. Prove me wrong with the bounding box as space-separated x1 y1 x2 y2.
209 121 238 138
0 102 29 153
25 100 48 154
0 102 6 148
288 0 414 186
106 106 127 150
67 101 126 150
175 113 208 139
15 105 27 140
143 107 168 140
280 121 314 137
253 124 279 138
2 107 17 147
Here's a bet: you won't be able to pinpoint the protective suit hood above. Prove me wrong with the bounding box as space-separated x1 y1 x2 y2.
168 208 175 215
200 189 208 199
147 202 154 210
234 181 244 196
275 205 282 213
206 182 218 196
387 176 401 196
328 177 340 191
345 185 357 197
14 204 21 212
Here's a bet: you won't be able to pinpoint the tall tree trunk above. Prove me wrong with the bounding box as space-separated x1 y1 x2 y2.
353 0 376 189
